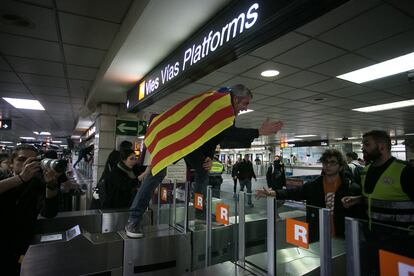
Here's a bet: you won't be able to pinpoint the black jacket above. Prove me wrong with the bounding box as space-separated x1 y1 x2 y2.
102 163 139 209
0 177 58 271
266 162 286 190
276 175 361 242
237 160 256 180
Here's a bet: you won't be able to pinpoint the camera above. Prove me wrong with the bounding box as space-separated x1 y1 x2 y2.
40 158 68 173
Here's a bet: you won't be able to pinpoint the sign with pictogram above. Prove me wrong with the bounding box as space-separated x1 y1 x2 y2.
194 193 203 210
215 203 230 225
0 119 12 130
286 218 309 249
160 187 168 202
116 120 147 136
379 249 414 276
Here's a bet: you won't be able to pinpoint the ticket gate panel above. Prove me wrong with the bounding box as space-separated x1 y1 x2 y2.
122 224 191 276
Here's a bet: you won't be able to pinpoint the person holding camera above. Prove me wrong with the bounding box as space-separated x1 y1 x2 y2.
0 145 62 275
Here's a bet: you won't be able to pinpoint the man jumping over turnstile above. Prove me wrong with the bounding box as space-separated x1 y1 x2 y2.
125 84 283 238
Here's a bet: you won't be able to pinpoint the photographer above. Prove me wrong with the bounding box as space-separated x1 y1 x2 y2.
0 145 62 275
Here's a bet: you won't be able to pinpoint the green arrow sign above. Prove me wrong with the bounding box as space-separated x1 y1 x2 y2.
116 120 147 136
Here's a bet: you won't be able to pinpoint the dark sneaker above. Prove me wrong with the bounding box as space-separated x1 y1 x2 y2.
125 222 143 238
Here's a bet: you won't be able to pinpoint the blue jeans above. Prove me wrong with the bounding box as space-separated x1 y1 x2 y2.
239 179 252 205
128 150 209 225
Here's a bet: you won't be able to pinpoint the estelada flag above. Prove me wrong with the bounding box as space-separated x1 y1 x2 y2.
144 90 235 175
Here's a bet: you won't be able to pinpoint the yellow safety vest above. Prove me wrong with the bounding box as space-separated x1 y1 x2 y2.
361 159 414 228
210 161 224 176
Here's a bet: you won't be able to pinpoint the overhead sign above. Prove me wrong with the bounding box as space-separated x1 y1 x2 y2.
126 0 348 112
0 119 12 130
116 120 147 136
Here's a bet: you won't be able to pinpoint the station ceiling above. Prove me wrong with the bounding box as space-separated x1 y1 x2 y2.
0 0 413 145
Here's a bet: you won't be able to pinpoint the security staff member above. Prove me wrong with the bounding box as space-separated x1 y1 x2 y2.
209 156 224 198
342 130 414 228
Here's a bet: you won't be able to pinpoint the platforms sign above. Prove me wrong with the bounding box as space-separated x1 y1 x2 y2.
116 120 147 136
0 119 12 130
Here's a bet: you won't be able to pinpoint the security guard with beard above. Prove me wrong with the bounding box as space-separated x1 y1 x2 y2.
342 130 414 228
209 155 224 198
342 130 414 274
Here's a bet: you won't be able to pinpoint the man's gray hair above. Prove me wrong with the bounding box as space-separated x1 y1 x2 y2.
230 84 253 99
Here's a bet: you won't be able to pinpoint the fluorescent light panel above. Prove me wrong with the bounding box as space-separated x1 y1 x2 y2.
294 134 317 138
353 99 414 112
51 140 62 143
2 97 45 110
337 51 414 83
0 141 13 144
20 137 35 140
239 109 254 115
261 70 280 77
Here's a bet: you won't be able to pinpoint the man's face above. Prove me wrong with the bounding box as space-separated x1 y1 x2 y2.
0 159 10 170
322 156 341 176
123 153 137 169
12 149 38 174
362 136 382 163
233 96 251 115
244 155 250 161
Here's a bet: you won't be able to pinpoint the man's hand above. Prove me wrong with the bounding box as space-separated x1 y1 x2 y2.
258 119 284 136
203 157 212 171
341 196 362 208
19 157 41 182
255 187 276 199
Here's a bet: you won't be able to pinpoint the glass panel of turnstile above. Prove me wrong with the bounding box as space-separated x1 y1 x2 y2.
345 217 414 276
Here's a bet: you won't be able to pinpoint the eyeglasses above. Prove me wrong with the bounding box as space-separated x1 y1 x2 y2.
322 160 339 166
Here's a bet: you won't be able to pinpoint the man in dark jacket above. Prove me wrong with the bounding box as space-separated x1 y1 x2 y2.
125 84 283 238
266 155 286 191
0 145 61 275
257 149 360 242
237 154 257 207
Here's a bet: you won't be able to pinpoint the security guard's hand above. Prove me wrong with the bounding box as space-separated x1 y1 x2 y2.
341 196 362 208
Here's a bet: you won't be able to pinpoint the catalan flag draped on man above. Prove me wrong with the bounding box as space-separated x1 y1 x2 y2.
144 90 235 175
126 84 284 238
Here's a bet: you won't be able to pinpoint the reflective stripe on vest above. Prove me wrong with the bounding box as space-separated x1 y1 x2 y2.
361 160 414 226
210 161 224 175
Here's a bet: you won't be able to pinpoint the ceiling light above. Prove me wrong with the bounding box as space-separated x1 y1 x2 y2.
39 131 51 135
239 109 254 115
138 135 145 139
405 133 414 136
2 97 45 110
337 51 414 83
0 141 13 143
71 135 81 139
261 70 280 77
20 137 35 140
294 134 317 138
287 138 303 142
352 99 414 112
51 140 62 143
33 131 39 135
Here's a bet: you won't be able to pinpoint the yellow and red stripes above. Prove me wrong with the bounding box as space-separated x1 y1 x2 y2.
144 91 235 175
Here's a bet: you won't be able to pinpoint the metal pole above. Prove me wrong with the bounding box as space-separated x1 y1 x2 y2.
183 181 189 233
319 208 332 276
267 197 276 275
345 217 361 276
205 186 212 267
157 183 161 225
238 191 245 266
172 180 177 226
